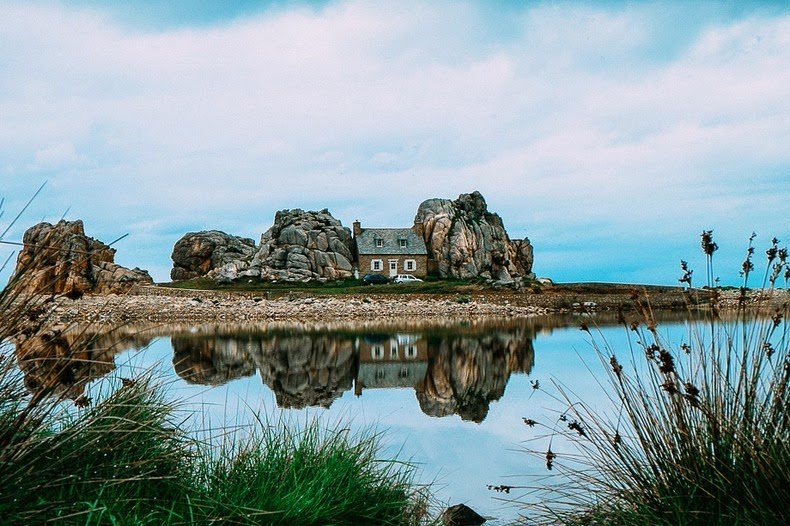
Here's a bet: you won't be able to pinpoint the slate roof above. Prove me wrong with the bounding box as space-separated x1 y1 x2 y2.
356 228 428 256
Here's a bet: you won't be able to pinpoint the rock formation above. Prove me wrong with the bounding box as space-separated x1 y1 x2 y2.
242 209 355 282
11 220 153 297
170 230 256 281
414 191 534 281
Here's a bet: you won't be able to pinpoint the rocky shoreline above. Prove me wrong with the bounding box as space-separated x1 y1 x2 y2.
45 291 552 325
29 284 786 326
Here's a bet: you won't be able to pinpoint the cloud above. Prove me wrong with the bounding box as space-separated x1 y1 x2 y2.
0 1 788 283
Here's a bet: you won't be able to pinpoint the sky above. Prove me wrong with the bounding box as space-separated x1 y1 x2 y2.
1 0 788 284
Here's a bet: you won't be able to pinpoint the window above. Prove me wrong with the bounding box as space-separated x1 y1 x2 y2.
371 259 383 271
389 261 397 272
375 238 383 247
372 344 384 360
390 342 398 359
399 238 407 247
404 259 416 272
406 345 417 359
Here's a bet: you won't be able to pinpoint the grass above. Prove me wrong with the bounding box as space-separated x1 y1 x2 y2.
160 275 491 296
0 203 432 525
523 237 789 525
0 361 429 525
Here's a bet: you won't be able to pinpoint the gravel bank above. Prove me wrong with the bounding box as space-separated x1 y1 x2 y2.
38 286 787 326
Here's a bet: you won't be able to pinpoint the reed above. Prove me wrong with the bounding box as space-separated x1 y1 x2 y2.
524 236 789 525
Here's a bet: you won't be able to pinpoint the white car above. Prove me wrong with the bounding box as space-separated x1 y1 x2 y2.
392 274 423 284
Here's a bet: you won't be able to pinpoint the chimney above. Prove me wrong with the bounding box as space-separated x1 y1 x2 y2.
352 220 362 238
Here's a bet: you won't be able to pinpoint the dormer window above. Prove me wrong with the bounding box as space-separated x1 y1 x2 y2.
399 238 407 247
375 238 383 247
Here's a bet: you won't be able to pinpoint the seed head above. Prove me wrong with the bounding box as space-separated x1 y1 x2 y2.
610 356 623 377
546 448 556 470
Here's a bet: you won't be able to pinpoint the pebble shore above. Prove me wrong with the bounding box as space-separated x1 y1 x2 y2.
48 292 553 325
40 286 787 326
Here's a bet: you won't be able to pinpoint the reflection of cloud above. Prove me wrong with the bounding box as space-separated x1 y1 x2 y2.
0 2 787 283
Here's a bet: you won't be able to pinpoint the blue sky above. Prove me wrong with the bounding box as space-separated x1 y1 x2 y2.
1 0 788 284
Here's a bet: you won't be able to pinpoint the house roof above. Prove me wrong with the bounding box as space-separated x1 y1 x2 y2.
356 227 428 256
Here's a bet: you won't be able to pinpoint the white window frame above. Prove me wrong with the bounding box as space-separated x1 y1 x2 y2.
375 238 384 247
371 259 383 271
399 238 407 247
372 344 384 360
406 344 417 359
404 259 416 272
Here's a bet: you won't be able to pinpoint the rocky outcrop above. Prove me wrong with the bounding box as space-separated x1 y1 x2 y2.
170 230 256 281
11 220 153 297
511 238 534 278
414 191 534 281
226 209 355 283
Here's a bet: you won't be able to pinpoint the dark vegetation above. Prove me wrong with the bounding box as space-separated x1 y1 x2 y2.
0 199 431 525
160 275 493 296
521 232 789 525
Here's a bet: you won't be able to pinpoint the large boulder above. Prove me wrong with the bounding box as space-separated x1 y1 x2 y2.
170 230 256 281
414 191 534 280
243 209 355 282
11 220 153 297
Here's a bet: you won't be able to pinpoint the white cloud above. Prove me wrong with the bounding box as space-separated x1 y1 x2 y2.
0 1 788 283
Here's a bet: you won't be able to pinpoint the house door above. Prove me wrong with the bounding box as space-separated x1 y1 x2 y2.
388 260 398 277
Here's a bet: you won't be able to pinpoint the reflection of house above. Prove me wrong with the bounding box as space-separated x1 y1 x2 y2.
353 221 428 277
356 334 428 392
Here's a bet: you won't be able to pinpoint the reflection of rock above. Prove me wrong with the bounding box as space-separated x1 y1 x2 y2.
252 335 356 409
414 191 534 280
416 330 534 423
13 326 153 400
12 220 153 297
172 336 257 385
170 230 256 281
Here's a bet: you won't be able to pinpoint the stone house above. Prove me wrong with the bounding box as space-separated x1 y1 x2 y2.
353 221 428 277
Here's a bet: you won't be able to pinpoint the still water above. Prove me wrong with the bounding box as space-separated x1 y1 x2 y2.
14 312 700 523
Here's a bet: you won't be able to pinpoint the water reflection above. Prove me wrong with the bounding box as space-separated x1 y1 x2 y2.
13 311 704 421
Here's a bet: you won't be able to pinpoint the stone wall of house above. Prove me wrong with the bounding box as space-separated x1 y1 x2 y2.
357 254 428 277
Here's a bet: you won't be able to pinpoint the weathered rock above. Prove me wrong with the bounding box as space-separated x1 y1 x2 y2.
170 230 256 281
441 504 486 526
414 191 534 280
11 220 153 297
245 208 355 282
511 238 535 278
